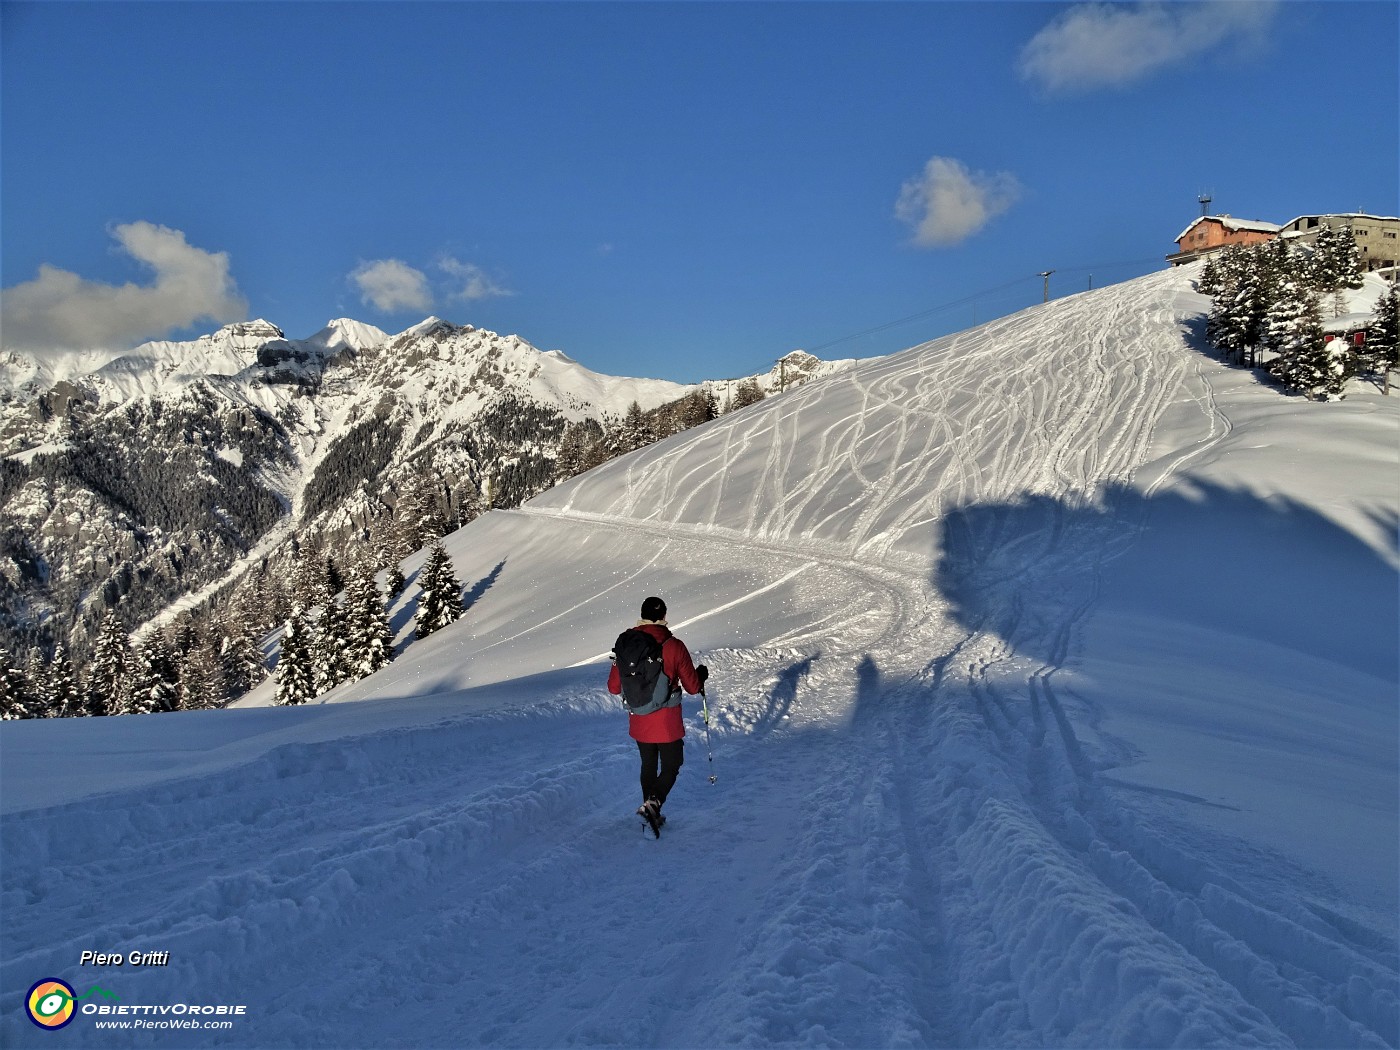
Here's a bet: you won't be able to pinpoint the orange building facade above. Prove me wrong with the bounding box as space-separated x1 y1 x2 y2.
1166 216 1281 266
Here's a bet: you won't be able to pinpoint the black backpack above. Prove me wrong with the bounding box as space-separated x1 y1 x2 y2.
612 628 677 715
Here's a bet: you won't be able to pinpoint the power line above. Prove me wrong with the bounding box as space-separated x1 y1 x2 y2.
802 255 1166 356
1053 256 1164 277
805 273 1039 355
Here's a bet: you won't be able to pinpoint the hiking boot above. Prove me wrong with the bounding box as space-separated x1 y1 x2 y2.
642 798 664 836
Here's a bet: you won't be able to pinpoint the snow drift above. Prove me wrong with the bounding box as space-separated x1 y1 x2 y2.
2 266 1396 1048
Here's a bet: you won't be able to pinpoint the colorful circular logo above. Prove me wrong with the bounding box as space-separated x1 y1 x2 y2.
26 979 77 1030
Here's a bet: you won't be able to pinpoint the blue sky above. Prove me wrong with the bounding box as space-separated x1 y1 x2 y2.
2 1 1396 383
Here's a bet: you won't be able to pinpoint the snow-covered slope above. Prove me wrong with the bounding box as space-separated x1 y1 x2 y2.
2 267 1396 1048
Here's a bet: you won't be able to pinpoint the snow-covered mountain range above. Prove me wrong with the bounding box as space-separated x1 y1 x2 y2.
3 264 1394 1047
3 316 679 410
0 316 854 661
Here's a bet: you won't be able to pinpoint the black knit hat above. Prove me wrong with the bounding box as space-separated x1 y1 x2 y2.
640 596 667 622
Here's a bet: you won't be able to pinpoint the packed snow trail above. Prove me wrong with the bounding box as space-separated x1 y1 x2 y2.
3 268 1395 1048
5 509 1391 1048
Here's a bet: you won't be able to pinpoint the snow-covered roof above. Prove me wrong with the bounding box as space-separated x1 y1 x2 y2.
1321 312 1374 333
1282 212 1400 227
1175 215 1282 242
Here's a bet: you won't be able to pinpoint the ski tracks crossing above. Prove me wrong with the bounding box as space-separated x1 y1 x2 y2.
5 270 1395 1048
531 269 1396 1045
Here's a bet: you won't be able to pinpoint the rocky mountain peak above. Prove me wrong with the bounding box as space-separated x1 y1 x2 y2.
216 319 286 342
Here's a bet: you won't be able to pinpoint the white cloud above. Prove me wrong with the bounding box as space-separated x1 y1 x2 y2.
1019 1 1279 94
439 257 514 302
350 259 432 313
895 157 1022 248
1 222 247 353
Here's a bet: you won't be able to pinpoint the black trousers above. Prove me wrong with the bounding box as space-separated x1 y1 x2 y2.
637 740 684 806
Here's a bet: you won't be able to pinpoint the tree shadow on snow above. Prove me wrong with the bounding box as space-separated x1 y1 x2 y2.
463 558 506 611
391 558 507 639
933 481 1399 684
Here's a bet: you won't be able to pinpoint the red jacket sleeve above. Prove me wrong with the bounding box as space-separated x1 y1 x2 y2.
664 637 703 695
607 663 621 695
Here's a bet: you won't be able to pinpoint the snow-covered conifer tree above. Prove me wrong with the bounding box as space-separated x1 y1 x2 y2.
292 548 331 610
616 401 653 455
1207 269 1253 364
1307 222 1365 316
275 606 318 706
170 616 199 661
129 637 181 714
323 556 345 601
1197 253 1223 296
46 645 81 717
1 648 33 719
393 479 443 555
1209 242 1295 368
314 595 352 693
345 568 393 680
87 611 133 716
180 641 226 710
369 516 407 598
218 596 267 700
244 570 272 633
730 379 766 411
23 649 45 711
454 483 485 529
1366 283 1399 394
1319 338 1354 400
555 421 596 482
415 542 463 639
677 388 719 429
1266 280 1333 396
258 562 293 629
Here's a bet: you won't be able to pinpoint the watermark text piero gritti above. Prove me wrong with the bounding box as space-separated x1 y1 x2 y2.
80 950 170 967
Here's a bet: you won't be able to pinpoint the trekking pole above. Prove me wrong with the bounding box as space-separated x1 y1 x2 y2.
699 686 717 784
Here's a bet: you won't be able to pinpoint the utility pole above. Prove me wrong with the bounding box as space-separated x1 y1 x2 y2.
1039 270 1055 303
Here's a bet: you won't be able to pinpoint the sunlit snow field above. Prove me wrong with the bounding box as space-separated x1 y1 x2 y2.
3 267 1396 1048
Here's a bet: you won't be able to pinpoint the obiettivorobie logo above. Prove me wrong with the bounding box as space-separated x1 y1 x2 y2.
25 979 118 1030
24 975 248 1033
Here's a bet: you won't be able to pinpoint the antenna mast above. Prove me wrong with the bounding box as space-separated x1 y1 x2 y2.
1198 193 1213 217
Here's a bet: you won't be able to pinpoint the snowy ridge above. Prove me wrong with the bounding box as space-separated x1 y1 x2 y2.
2 267 1396 1047
4 320 304 404
0 313 685 419
364 318 690 421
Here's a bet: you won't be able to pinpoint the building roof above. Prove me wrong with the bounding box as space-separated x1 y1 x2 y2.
1321 312 1375 334
1284 212 1400 223
1175 215 1282 243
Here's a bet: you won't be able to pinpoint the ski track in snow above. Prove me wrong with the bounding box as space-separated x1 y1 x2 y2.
559 274 1199 572
3 271 1396 1048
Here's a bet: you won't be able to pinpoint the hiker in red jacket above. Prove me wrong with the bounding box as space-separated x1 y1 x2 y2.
608 596 707 831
